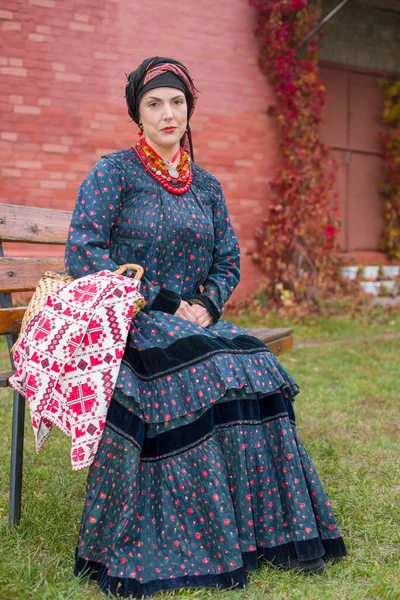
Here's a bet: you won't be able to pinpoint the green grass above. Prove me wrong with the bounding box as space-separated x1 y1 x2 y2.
228 302 400 342
0 310 399 600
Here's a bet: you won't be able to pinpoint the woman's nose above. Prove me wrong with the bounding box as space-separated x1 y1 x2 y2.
163 105 174 119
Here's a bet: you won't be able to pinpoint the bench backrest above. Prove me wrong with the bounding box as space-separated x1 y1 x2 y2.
0 204 72 341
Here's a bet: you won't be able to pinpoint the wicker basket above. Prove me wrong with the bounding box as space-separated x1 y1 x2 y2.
11 264 144 354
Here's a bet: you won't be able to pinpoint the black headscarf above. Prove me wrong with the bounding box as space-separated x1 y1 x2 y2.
125 57 199 161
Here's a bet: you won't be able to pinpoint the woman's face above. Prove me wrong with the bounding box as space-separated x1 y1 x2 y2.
138 87 187 154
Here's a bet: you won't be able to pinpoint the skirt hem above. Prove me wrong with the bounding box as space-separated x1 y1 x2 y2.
75 536 346 598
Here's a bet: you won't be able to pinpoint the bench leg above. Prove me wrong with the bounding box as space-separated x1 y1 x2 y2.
9 390 25 526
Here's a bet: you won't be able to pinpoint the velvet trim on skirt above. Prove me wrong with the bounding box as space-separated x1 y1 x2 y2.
74 389 346 598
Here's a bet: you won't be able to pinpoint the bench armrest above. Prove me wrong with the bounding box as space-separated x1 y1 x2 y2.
0 371 15 387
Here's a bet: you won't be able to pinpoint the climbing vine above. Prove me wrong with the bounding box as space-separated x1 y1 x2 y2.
379 79 400 261
249 0 340 307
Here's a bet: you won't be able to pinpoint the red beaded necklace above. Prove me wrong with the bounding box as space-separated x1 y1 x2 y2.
133 137 192 195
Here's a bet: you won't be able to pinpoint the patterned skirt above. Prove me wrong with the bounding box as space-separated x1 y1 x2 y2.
74 312 346 597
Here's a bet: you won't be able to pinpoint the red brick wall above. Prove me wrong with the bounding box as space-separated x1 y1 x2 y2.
0 0 280 300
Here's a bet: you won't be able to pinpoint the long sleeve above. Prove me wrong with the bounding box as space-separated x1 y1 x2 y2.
65 157 181 314
188 184 240 320
65 157 124 277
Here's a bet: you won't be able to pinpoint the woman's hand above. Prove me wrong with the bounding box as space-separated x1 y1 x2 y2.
175 300 198 323
189 303 213 328
175 301 213 328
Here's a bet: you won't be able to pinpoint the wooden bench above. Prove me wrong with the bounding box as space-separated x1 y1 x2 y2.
0 203 293 526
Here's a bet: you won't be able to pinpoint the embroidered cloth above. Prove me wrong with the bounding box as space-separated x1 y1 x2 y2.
9 270 145 471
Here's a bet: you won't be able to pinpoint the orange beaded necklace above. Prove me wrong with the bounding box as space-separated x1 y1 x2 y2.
133 137 192 195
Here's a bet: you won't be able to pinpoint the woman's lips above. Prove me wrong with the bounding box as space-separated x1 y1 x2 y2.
161 127 177 132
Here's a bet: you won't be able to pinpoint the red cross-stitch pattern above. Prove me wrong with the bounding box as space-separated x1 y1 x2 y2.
82 319 104 347
9 271 144 471
71 283 99 304
68 381 97 416
32 317 53 343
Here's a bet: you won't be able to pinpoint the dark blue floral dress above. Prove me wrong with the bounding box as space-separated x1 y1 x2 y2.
65 149 346 598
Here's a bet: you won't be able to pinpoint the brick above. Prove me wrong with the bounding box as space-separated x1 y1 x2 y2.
9 95 23 104
94 113 118 122
69 21 94 32
2 22 21 31
16 160 42 169
15 123 41 133
0 10 13 19
0 105 13 116
42 162 66 170
9 58 23 67
29 0 56 7
61 136 73 144
29 33 46 42
55 72 82 83
189 123 203 133
1 67 27 77
42 144 69 153
215 172 233 182
94 51 118 61
95 148 115 156
230 219 241 230
1 132 18 141
234 160 255 168
38 97 51 106
36 25 51 33
208 141 229 149
74 13 89 22
40 180 67 189
2 168 21 177
14 105 41 115
52 62 65 72
42 108 65 117
91 121 113 131
0 57 8 65
239 199 259 207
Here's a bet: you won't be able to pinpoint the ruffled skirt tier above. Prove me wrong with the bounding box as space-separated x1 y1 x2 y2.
74 313 346 597
115 310 299 424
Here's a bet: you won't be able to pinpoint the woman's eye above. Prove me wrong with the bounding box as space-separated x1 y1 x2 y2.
149 102 158 108
174 100 184 105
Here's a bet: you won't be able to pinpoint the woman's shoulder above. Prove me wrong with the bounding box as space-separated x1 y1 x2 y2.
99 148 139 173
191 162 221 195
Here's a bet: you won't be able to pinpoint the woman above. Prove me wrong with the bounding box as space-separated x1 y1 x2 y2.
66 56 346 598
